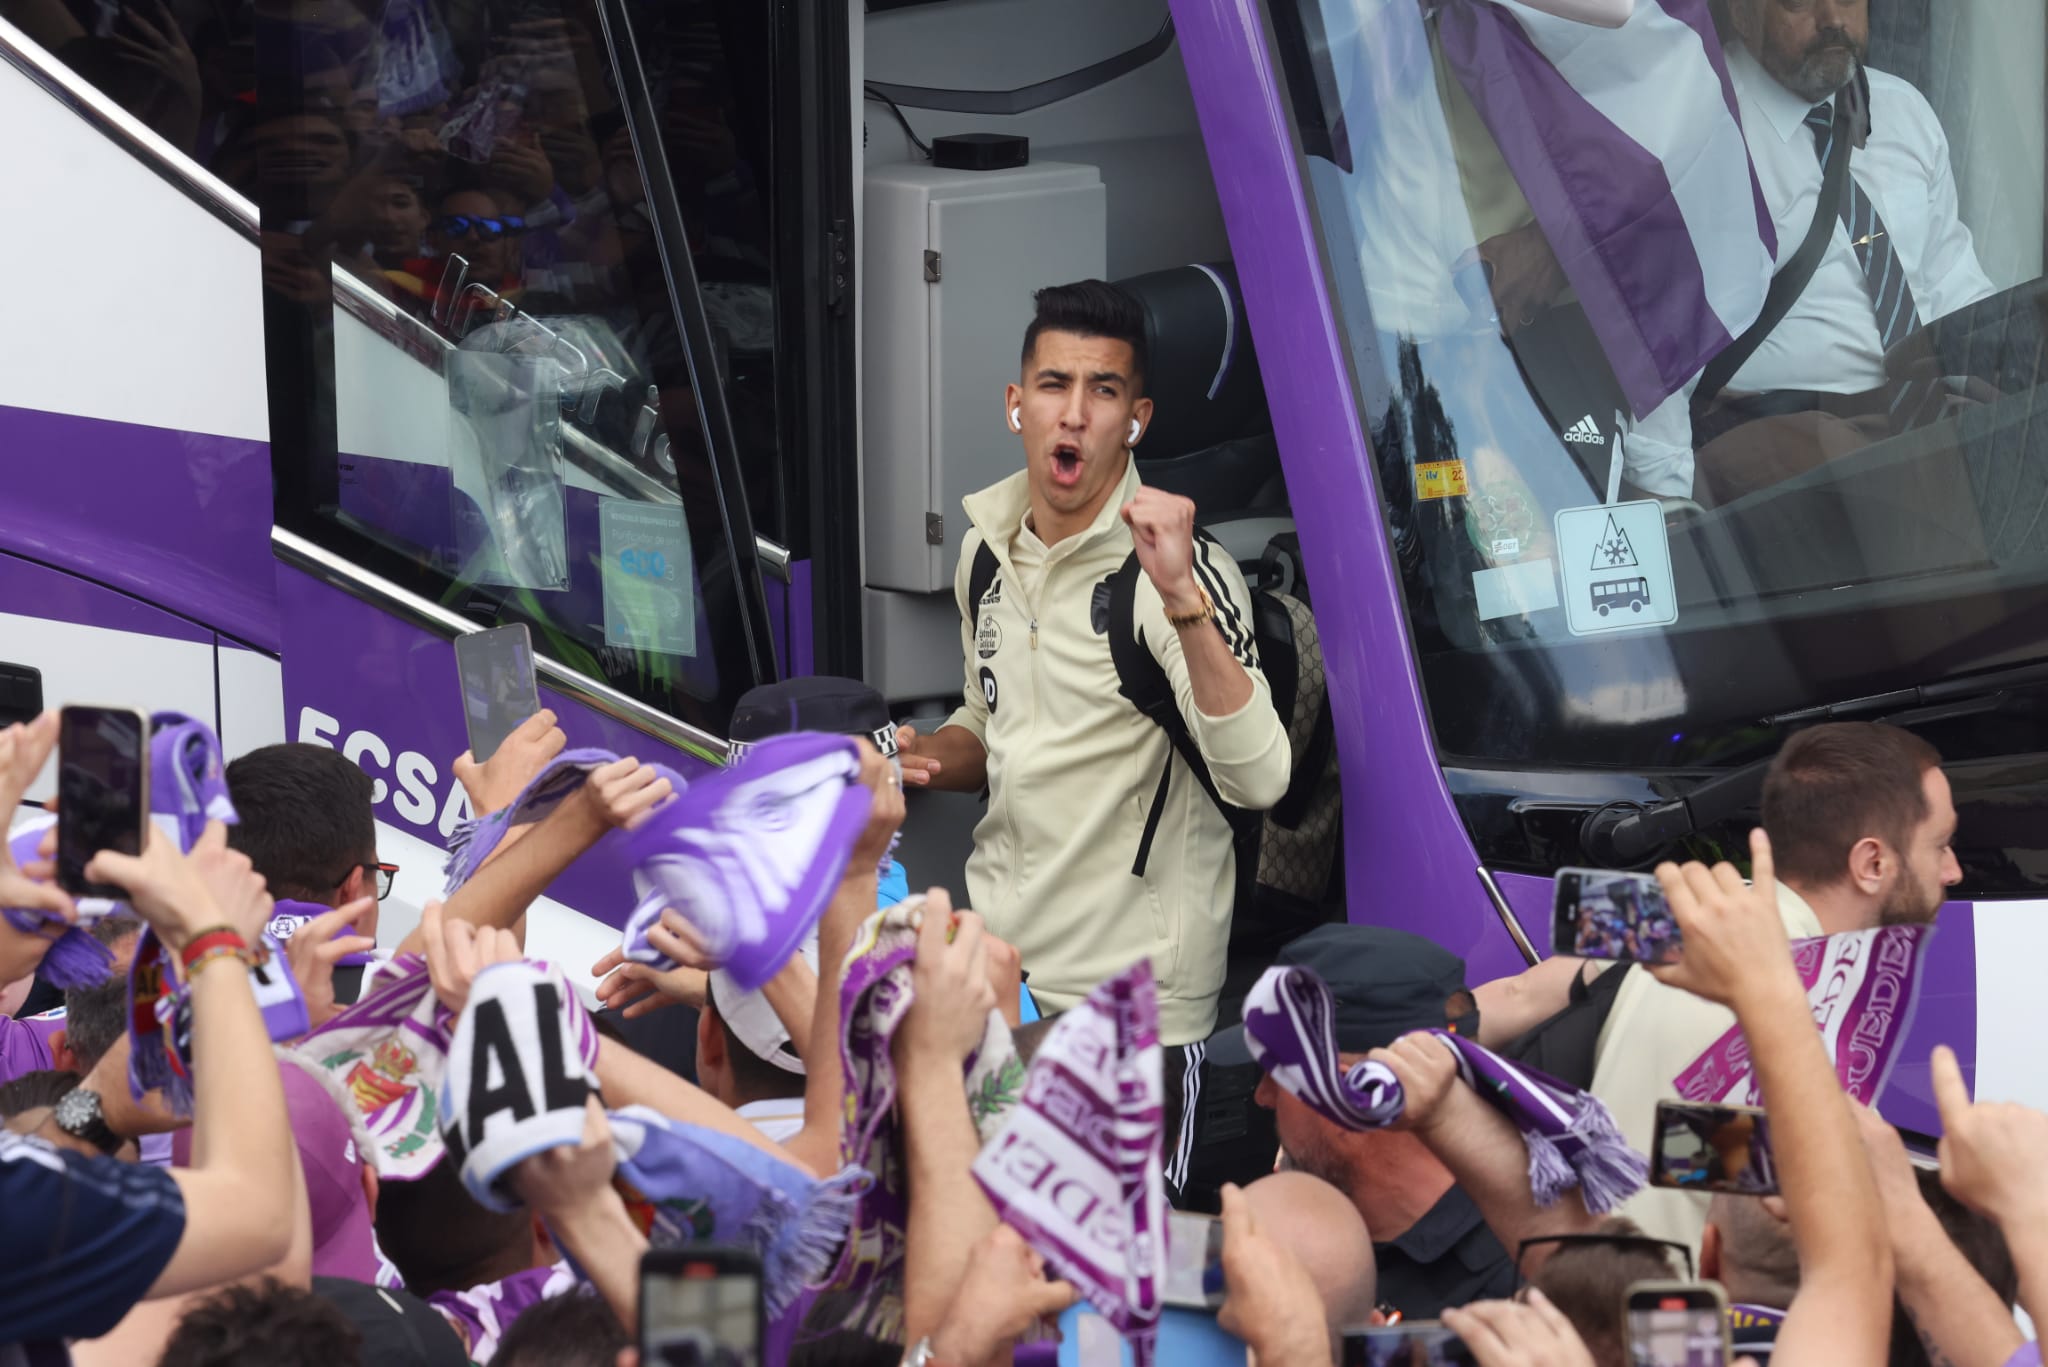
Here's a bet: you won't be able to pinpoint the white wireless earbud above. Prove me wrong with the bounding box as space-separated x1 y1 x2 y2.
1128 419 1142 446
1009 407 1022 433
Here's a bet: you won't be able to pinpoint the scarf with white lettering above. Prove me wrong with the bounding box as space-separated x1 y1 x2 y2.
610 1105 867 1317
621 732 871 991
1674 924 1934 1106
1244 965 1646 1212
827 902 1024 1342
973 961 1167 1366
438 960 602 1209
293 953 462 1178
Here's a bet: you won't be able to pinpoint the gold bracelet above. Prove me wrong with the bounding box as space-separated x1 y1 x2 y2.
184 944 253 978
1164 586 1216 630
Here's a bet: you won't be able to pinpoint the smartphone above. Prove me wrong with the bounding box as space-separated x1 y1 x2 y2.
1651 1101 1778 1196
1625 1281 1730 1367
454 624 539 763
639 1247 763 1367
56 706 150 898
0 662 42 727
1341 1324 1475 1366
1163 1210 1226 1308
1552 867 1681 964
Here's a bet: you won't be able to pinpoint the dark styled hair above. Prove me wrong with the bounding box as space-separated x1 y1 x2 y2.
61 970 133 1075
1020 279 1148 391
225 744 378 902
703 995 806 1104
1761 724 1944 889
372 1144 536 1296
158 1279 364 1367
0 1069 82 1120
492 1288 629 1367
1533 1218 1688 1367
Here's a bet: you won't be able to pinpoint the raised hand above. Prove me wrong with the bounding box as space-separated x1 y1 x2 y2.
591 908 714 1018
851 740 905 871
0 712 57 812
1649 829 1797 1009
1441 1291 1597 1367
894 724 941 788
422 900 522 1016
577 757 673 830
894 891 997 1068
928 1225 1078 1367
1120 486 1204 618
1372 1031 1462 1133
1931 1044 2048 1230
286 898 378 1030
89 821 264 951
452 709 567 817
508 1094 616 1217
1215 1181 1333 1365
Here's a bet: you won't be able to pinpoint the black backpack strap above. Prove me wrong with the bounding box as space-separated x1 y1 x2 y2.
1693 92 1856 417
965 539 1000 618
1108 551 1259 879
1498 960 1634 1091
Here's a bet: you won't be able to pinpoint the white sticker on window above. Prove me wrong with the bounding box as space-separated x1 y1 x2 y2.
1474 559 1559 622
1553 500 1678 636
598 498 695 656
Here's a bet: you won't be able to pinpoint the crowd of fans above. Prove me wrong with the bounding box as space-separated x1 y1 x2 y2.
0 691 2042 1367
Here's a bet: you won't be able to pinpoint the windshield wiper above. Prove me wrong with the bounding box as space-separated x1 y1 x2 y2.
1582 659 2048 865
1763 659 2048 726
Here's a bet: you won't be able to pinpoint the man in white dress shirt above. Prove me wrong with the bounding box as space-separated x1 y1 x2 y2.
1627 0 1996 500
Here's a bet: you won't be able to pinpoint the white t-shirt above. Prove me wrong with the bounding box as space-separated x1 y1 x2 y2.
736 1098 805 1144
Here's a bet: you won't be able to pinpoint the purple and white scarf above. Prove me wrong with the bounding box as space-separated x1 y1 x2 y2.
621 732 871 992
3 820 115 989
828 902 1023 1342
974 961 1167 1366
440 748 676 893
1244 965 1646 1212
608 1105 866 1317
267 899 380 969
126 924 307 1113
292 954 460 1178
1675 925 1934 1107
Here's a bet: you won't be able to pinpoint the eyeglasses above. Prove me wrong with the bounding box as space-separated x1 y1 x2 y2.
433 214 525 240
343 862 400 901
1515 1234 1693 1283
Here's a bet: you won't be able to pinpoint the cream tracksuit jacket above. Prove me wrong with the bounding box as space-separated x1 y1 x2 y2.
941 463 1292 1045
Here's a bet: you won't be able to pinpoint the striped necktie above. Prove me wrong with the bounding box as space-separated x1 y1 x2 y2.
1806 101 1921 351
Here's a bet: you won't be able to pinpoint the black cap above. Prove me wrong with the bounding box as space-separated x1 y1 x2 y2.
313 1278 470 1367
1207 924 1470 1067
726 677 896 764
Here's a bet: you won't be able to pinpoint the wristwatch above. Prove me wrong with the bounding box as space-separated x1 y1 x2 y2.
52 1087 122 1155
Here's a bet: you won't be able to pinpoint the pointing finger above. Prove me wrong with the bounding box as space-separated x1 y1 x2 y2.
1930 1045 1973 1127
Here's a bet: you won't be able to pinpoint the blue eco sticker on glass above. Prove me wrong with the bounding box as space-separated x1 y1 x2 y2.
598 497 695 656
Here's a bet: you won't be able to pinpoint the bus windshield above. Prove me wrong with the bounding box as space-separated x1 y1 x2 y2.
1275 0 2048 772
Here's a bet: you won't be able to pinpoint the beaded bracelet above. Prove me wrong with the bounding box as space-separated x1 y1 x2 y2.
177 926 246 970
184 942 251 978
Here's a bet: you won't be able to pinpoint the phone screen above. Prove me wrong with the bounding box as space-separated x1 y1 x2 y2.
1163 1210 1226 1307
57 706 148 897
1652 1102 1778 1196
1552 867 1682 963
454 625 539 763
1341 1324 1476 1366
639 1252 762 1367
1626 1287 1730 1367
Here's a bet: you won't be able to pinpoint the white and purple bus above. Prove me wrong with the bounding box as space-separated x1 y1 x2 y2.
1 0 2043 1137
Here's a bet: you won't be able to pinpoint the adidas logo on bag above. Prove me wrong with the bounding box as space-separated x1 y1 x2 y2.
1562 415 1604 446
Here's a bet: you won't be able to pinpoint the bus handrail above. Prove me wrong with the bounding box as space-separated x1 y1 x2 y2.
0 15 257 243
272 527 728 765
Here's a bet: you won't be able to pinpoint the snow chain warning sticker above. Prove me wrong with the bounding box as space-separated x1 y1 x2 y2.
1553 500 1678 636
1415 460 1468 500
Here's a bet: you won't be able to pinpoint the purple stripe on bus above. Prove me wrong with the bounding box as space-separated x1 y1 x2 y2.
0 550 213 645
276 566 718 931
1170 0 1498 974
0 404 279 651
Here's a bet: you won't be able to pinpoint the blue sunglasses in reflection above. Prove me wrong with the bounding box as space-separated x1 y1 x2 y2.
435 214 526 240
